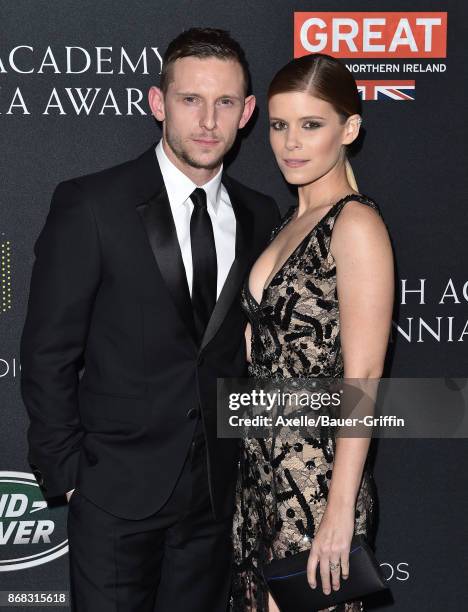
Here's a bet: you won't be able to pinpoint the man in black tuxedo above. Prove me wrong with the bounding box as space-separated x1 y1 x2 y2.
20 28 280 611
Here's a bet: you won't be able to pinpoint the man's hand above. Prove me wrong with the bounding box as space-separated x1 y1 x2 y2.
66 489 75 503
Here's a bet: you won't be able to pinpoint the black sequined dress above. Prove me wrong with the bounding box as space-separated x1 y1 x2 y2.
231 194 382 612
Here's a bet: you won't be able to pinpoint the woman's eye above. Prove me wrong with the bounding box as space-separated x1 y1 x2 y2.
270 121 287 131
303 121 322 129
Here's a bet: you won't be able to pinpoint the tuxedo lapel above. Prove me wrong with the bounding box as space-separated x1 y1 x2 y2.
136 185 198 344
199 175 254 353
133 146 254 352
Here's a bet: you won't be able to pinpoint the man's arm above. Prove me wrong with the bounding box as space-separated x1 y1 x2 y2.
20 180 101 499
269 195 282 227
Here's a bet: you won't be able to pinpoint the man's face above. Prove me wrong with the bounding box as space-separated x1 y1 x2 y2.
149 56 255 171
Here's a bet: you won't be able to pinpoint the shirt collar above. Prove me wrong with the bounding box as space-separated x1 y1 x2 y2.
155 139 223 214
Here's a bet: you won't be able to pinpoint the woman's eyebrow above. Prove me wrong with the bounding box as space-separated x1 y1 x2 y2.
269 115 326 121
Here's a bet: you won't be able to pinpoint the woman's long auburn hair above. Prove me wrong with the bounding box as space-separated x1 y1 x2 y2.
268 53 362 190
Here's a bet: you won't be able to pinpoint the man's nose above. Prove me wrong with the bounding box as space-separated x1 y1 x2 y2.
199 104 217 131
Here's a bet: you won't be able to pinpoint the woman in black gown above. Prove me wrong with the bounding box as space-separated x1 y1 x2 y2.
231 53 394 611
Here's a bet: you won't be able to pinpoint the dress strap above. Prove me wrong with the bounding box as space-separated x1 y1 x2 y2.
321 193 383 256
268 204 296 243
269 194 382 252
332 193 382 218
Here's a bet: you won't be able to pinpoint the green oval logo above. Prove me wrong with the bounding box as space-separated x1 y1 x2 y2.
0 471 68 571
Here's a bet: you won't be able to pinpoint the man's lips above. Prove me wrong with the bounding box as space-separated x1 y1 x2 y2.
283 158 310 168
192 137 220 147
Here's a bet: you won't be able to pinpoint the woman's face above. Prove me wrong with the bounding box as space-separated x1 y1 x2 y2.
268 91 359 186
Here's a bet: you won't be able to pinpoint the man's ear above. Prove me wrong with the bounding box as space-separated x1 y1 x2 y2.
239 94 256 129
148 86 165 122
342 114 362 146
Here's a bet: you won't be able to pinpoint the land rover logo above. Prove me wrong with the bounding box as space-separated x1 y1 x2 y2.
0 471 68 571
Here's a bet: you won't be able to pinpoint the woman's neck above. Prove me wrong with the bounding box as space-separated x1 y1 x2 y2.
296 165 358 217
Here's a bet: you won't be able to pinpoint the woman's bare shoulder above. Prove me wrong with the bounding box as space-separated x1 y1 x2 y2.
331 197 391 257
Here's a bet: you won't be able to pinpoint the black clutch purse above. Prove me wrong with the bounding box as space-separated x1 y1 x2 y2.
263 534 388 611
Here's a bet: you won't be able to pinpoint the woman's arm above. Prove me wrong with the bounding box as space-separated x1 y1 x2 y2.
307 201 394 595
245 322 252 363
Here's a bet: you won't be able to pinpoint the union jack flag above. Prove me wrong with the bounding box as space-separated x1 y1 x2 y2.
357 80 416 101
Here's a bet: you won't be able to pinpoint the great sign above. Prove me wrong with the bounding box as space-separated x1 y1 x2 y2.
294 12 447 58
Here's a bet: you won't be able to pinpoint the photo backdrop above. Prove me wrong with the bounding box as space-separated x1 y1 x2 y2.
1 1 467 609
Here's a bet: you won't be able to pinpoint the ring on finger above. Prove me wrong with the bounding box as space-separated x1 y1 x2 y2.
329 561 341 571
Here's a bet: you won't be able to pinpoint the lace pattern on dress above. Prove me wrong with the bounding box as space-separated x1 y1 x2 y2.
230 194 382 612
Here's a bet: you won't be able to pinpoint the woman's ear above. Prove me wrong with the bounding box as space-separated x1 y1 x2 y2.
342 114 362 146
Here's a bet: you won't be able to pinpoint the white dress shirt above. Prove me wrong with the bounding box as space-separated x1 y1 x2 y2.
155 140 236 300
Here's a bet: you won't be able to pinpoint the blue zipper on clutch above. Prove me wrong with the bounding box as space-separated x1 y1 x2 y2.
267 545 362 581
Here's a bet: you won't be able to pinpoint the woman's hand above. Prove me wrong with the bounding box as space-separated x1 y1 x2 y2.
306 505 355 595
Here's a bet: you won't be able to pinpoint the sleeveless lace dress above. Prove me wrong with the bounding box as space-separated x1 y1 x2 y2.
230 194 382 612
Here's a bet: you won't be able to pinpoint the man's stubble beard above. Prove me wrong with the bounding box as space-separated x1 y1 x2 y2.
165 126 230 171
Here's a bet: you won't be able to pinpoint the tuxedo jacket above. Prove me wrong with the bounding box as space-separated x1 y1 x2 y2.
20 143 281 520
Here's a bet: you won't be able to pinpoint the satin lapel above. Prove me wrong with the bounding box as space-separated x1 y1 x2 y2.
199 178 254 353
136 186 197 344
